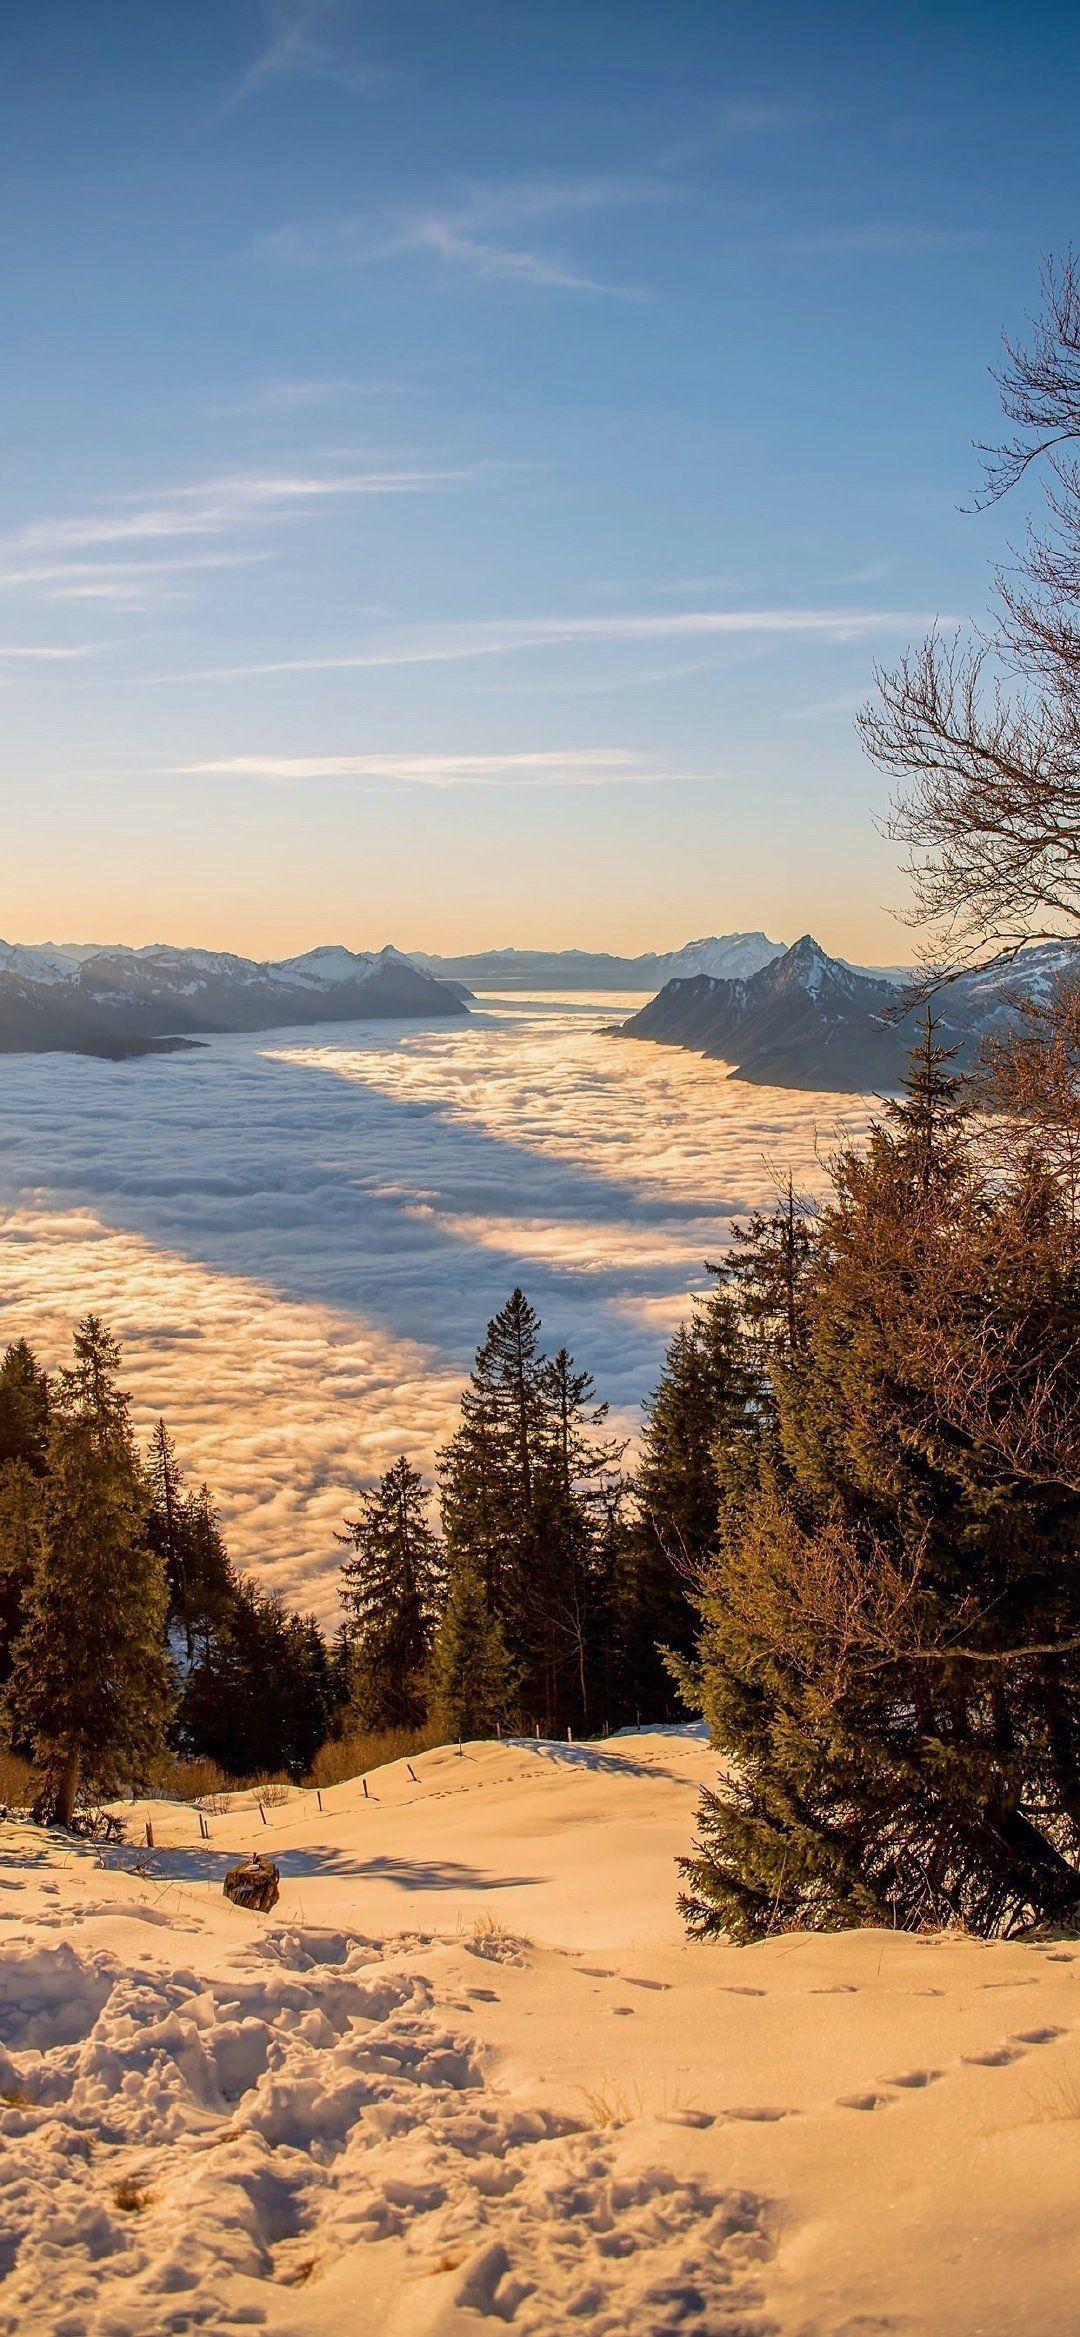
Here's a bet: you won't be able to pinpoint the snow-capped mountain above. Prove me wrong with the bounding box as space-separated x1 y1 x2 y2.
415 932 785 991
0 939 466 1054
617 935 1080 1092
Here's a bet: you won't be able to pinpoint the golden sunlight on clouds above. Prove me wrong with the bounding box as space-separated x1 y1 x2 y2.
0 997 875 1618
0 1205 463 1622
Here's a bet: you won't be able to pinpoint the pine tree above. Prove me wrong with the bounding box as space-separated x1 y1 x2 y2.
6 1317 173 1825
147 1418 188 1648
623 1277 755 1719
0 1339 50 1474
883 1007 967 1196
439 1294 626 1733
147 1429 233 1665
0 1338 50 1683
680 1039 1080 1940
727 1173 817 1371
533 1347 625 1730
339 1456 443 1732
0 1459 43 1689
429 1556 514 1741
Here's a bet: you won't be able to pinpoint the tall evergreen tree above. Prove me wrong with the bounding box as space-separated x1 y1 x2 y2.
623 1278 754 1719
533 1346 625 1729
439 1293 626 1733
726 1173 817 1373
0 1459 43 1691
6 1317 173 1825
147 1418 189 1647
339 1456 443 1731
0 1339 50 1474
182 1576 334 1778
680 1041 1080 1940
429 1556 515 1741
883 1008 967 1195
0 1337 50 1683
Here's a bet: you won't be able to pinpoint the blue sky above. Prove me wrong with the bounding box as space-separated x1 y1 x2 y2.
3 0 1079 960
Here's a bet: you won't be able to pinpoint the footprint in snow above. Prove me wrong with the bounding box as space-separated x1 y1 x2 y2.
722 2104 798 2121
962 2028 1065 2068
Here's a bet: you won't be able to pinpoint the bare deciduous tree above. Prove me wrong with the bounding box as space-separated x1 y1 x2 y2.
859 254 1080 973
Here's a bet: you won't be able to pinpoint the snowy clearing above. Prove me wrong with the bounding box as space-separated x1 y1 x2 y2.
0 1729 1077 2335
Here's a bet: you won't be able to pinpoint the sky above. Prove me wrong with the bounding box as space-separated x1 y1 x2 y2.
3 0 1080 963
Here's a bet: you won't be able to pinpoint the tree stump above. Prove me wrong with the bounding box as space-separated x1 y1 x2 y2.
223 1852 280 1913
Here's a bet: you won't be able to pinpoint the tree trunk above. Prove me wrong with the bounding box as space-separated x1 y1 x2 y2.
54 1749 80 1829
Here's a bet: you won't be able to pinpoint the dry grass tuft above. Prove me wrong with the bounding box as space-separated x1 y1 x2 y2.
309 1723 444 1790
578 2080 642 2128
255 1777 291 1808
1024 2066 1080 2123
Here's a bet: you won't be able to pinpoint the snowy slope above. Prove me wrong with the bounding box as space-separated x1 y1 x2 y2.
415 934 785 990
0 939 465 1052
0 1728 1077 2335
620 935 1080 1092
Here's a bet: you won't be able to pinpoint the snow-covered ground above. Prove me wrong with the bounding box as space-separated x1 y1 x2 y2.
0 1729 1077 2335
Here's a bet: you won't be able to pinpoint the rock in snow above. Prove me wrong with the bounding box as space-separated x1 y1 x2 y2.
0 1728 1076 2334
223 1852 281 1912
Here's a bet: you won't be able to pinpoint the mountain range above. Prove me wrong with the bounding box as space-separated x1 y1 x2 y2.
414 933 785 990
616 934 1077 1091
0 941 466 1055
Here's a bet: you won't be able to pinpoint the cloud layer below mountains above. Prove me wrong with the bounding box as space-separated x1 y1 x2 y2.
0 996 870 1619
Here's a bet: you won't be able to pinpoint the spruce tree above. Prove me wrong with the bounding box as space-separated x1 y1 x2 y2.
439 1294 626 1733
534 1347 625 1730
429 1556 514 1741
0 1339 50 1473
339 1456 443 1732
147 1418 189 1649
623 1278 754 1720
0 1459 43 1689
0 1337 50 1683
680 1040 1080 1940
6 1316 173 1825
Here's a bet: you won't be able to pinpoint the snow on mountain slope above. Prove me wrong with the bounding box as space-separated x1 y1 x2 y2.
269 944 416 989
620 934 1080 1092
658 932 784 981
0 940 466 1052
0 1728 1076 2337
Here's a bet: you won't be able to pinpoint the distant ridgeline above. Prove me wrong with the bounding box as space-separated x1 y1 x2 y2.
0 941 468 1055
415 933 785 990
616 934 1079 1093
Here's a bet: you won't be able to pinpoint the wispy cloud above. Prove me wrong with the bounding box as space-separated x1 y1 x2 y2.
0 551 272 610
161 748 687 791
3 465 469 558
209 377 405 415
148 603 947 685
0 642 104 663
263 173 674 297
222 0 373 113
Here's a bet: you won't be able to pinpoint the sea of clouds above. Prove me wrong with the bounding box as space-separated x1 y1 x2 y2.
0 995 871 1619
